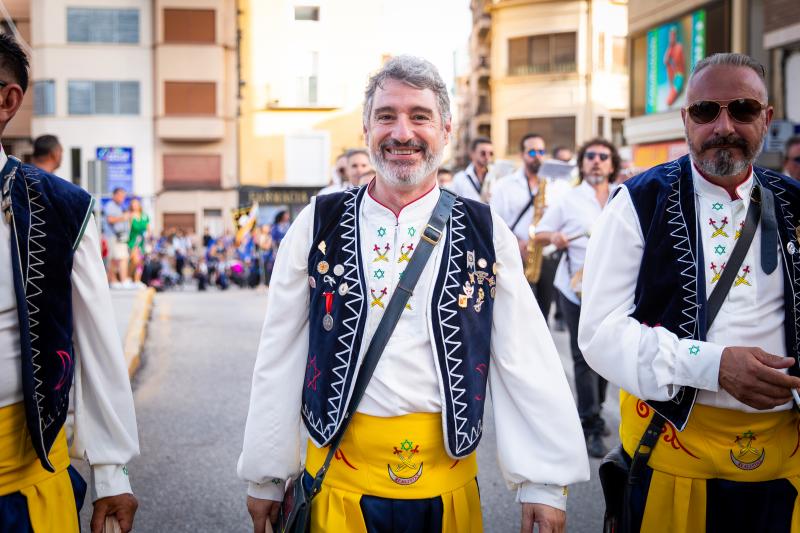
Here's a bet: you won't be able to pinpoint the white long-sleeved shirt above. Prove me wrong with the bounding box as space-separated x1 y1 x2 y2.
238 184 589 510
452 163 485 203
579 162 788 412
0 153 139 499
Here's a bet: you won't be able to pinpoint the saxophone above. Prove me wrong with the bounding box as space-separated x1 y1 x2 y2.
524 177 547 283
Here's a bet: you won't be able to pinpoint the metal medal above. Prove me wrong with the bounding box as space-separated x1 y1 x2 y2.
789 241 797 255
477 258 487 269
317 261 330 274
338 282 349 296
309 276 316 288
323 314 334 331
333 264 345 276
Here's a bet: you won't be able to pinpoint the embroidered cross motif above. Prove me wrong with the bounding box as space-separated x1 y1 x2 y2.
735 221 744 240
377 227 387 237
688 345 700 356
398 243 414 263
714 244 727 256
306 355 321 391
408 227 417 237
370 287 388 308
711 202 724 211
374 269 385 280
373 243 390 262
709 217 729 238
709 262 725 283
734 265 752 287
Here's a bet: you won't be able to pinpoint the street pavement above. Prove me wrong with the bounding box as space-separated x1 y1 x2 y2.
79 287 620 532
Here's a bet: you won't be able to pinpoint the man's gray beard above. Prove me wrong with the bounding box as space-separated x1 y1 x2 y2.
370 147 443 187
585 173 606 185
688 135 764 178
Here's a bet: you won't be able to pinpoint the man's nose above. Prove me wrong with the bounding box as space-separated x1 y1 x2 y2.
712 107 737 136
391 116 414 143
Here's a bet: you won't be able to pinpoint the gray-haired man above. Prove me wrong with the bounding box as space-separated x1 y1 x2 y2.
239 55 588 533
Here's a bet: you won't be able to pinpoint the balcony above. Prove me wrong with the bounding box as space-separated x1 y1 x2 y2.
476 13 490 38
157 116 225 141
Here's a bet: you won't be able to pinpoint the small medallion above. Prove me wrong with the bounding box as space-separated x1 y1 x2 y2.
317 261 330 274
338 282 349 296
318 241 327 255
458 294 468 308
323 314 334 331
322 291 334 331
466 251 475 270
492 262 497 275
490 286 496 299
463 281 474 298
333 264 345 276
477 258 487 269
308 276 316 288
789 241 797 255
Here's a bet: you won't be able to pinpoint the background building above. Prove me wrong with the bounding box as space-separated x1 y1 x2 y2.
459 0 629 163
153 0 238 236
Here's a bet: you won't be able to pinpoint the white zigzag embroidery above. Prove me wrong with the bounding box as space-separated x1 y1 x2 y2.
760 169 800 358
436 200 481 454
302 188 365 442
664 160 700 340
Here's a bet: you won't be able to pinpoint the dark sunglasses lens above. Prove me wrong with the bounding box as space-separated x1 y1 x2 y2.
688 101 721 124
728 99 763 122
585 152 609 161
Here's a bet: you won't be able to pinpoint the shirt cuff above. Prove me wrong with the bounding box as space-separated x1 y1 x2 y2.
247 479 286 501
516 482 568 511
91 464 133 501
674 339 724 392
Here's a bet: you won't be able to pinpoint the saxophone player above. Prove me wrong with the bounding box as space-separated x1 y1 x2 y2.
491 133 570 319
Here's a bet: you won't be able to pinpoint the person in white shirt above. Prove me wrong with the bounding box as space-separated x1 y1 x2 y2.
534 138 621 459
239 55 588 533
316 153 349 196
452 137 493 202
0 33 139 532
490 133 571 321
580 53 800 532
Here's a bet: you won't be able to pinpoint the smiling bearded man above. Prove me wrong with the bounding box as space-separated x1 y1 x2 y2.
238 55 589 533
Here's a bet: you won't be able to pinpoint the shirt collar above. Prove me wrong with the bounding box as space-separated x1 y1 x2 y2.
0 148 7 171
690 158 754 204
364 181 441 224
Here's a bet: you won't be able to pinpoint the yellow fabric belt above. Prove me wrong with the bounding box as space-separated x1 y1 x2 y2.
305 412 478 500
620 390 800 481
0 402 78 532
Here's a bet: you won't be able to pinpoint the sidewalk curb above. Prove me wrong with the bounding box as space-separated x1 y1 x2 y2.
124 287 156 378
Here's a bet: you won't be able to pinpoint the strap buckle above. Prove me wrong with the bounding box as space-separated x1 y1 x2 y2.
421 224 442 245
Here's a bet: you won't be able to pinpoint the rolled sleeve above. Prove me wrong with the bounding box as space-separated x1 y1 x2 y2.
516 482 568 510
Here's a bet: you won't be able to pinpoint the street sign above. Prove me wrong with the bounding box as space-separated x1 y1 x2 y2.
96 147 133 193
765 120 795 153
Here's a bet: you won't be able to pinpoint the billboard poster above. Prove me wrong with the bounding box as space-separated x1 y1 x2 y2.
96 146 133 194
645 9 706 114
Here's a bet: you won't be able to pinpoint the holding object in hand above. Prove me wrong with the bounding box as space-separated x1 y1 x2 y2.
718 347 800 410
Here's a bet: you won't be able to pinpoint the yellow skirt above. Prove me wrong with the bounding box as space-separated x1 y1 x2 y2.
304 412 482 532
0 402 79 533
620 390 800 532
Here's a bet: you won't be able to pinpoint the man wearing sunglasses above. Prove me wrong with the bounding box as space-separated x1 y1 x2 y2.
783 136 800 181
452 136 493 203
580 53 800 531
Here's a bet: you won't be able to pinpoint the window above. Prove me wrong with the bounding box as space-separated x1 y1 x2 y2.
164 9 215 43
508 32 576 75
164 82 216 115
597 116 605 137
294 52 319 106
294 6 320 21
507 117 575 154
34 80 55 116
67 8 139 44
163 213 196 234
612 118 626 147
70 148 81 186
163 154 221 189
68 81 140 115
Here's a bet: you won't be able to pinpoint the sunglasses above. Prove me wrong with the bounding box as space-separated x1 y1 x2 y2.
792 156 800 165
685 98 767 124
527 149 546 157
478 150 494 157
584 151 610 162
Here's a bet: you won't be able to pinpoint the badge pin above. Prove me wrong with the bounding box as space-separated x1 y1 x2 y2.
467 250 475 269
318 241 327 255
333 264 345 276
338 282 349 296
458 294 468 308
317 261 330 274
323 314 334 331
490 286 496 299
477 258 487 269
323 291 334 331
308 276 316 288
463 281 474 298
788 241 797 255
492 262 497 275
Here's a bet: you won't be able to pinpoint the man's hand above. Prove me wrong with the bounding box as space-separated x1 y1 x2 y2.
520 503 565 533
719 347 800 409
549 232 569 250
90 493 138 533
247 496 281 533
518 238 529 261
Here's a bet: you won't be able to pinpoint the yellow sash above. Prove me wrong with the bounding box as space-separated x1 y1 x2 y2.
0 402 79 532
620 390 800 532
304 412 482 532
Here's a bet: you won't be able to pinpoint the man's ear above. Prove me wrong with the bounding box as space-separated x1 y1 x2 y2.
0 84 24 126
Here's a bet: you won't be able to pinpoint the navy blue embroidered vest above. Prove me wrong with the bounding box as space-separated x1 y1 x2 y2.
624 155 800 430
3 157 95 471
304 187 496 458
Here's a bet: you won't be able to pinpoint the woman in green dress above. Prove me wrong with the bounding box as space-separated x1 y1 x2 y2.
127 198 150 285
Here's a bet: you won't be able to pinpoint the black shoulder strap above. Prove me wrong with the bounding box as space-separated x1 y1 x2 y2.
629 184 762 485
510 177 536 232
306 189 457 499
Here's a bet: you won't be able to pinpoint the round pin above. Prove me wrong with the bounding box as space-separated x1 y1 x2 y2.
323 314 334 331
338 282 349 296
478 258 487 269
333 264 345 276
789 242 797 255
317 261 330 274
308 276 316 288
492 262 497 275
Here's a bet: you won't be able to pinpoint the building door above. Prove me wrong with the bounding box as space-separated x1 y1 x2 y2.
285 132 330 186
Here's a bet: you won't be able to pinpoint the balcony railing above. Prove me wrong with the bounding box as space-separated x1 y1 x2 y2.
508 62 576 76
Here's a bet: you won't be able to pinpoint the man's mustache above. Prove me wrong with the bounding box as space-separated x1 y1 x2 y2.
380 139 429 151
701 135 749 152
